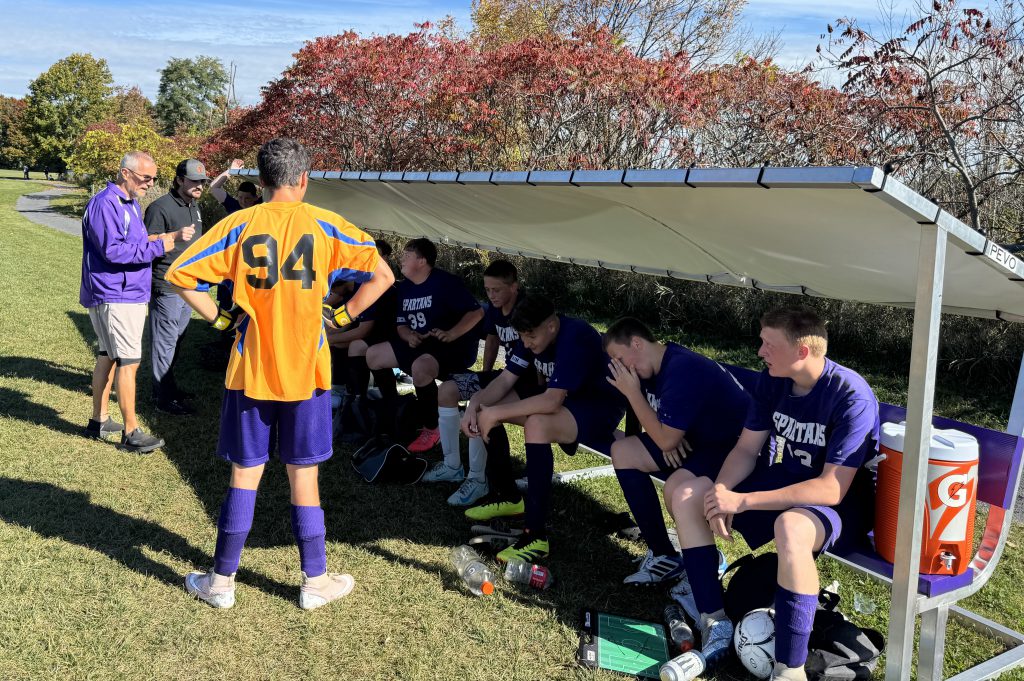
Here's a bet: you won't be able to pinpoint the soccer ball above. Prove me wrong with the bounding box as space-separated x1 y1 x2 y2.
733 608 775 679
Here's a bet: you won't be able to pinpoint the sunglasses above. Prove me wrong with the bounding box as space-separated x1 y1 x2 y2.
125 168 156 183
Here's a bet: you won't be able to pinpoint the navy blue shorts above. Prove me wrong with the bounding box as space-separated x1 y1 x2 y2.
559 397 625 457
217 388 333 467
728 464 872 554
640 432 726 482
389 337 477 378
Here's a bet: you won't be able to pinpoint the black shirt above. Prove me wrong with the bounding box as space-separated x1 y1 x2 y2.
145 189 204 293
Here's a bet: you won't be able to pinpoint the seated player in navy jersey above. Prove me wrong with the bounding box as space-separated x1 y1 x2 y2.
460 295 625 563
663 306 879 681
426 260 534 507
361 238 484 451
602 318 750 585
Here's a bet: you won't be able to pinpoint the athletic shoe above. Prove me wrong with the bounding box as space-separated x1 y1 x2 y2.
299 571 355 610
464 494 525 521
121 428 164 454
395 371 414 385
407 427 440 453
497 534 550 563
156 398 195 416
421 461 465 483
84 416 123 442
448 478 489 507
623 549 686 585
697 611 734 668
184 570 236 609
771 663 809 680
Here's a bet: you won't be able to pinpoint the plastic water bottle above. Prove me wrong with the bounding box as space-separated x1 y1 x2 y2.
450 545 495 596
503 557 554 589
659 650 706 681
663 603 695 653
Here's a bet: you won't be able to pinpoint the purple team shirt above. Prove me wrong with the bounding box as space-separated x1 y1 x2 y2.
482 300 520 354
507 315 621 403
639 342 751 457
745 358 880 481
80 182 166 307
396 268 481 333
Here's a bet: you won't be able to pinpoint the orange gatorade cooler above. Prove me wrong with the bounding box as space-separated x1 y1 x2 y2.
874 421 979 575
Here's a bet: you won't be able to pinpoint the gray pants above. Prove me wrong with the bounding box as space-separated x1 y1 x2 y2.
149 289 192 402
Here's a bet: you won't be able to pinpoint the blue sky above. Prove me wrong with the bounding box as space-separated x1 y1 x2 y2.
0 0 918 104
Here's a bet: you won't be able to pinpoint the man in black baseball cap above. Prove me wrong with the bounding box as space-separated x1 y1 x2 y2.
144 158 207 415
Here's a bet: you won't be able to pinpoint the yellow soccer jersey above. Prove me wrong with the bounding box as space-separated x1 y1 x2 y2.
166 201 379 401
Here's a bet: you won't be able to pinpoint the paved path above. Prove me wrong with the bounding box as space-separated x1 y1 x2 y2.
15 186 81 237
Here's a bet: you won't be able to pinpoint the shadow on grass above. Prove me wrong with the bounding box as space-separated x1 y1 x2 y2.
0 355 91 394
66 310 97 354
125 322 673 633
0 477 294 600
0 386 86 437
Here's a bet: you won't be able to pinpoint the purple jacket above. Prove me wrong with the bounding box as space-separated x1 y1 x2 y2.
80 182 166 307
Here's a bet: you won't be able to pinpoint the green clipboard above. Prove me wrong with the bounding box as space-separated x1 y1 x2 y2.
577 608 670 678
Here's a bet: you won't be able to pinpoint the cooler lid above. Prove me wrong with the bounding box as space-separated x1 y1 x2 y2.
880 421 980 461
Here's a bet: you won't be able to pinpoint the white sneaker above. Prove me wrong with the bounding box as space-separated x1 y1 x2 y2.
185 569 236 609
772 663 809 680
623 549 686 585
299 571 355 610
421 461 465 483
447 477 489 506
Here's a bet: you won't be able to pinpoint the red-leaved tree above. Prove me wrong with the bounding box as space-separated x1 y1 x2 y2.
822 0 1024 239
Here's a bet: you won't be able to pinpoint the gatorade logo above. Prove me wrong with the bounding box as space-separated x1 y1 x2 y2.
937 474 970 508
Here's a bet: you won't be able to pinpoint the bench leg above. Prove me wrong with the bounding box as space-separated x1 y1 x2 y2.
919 604 950 681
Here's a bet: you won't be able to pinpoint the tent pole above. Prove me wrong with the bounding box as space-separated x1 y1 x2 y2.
885 224 947 680
1007 353 1024 438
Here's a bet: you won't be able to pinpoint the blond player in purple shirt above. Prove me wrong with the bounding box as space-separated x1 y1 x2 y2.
663 306 879 681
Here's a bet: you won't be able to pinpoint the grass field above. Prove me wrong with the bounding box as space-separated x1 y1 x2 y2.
0 168 1022 680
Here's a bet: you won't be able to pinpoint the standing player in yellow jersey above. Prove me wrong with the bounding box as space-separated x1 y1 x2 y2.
166 138 394 610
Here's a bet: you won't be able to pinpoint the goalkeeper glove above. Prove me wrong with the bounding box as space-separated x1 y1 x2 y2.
323 303 355 330
211 306 244 332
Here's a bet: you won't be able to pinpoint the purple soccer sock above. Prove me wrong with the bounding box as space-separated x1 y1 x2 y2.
774 586 818 668
213 487 257 575
291 505 327 578
524 443 554 536
615 467 676 557
681 544 725 616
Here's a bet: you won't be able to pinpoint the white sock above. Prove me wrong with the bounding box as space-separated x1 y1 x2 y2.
438 406 462 470
468 436 487 482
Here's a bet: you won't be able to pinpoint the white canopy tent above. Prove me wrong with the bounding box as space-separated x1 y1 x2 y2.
236 164 1024 679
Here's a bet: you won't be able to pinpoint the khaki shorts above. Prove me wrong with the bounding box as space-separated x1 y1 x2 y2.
88 303 147 365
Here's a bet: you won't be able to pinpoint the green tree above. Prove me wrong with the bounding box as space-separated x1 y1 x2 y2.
65 122 197 183
111 85 156 127
24 53 113 170
0 96 32 168
155 56 229 136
